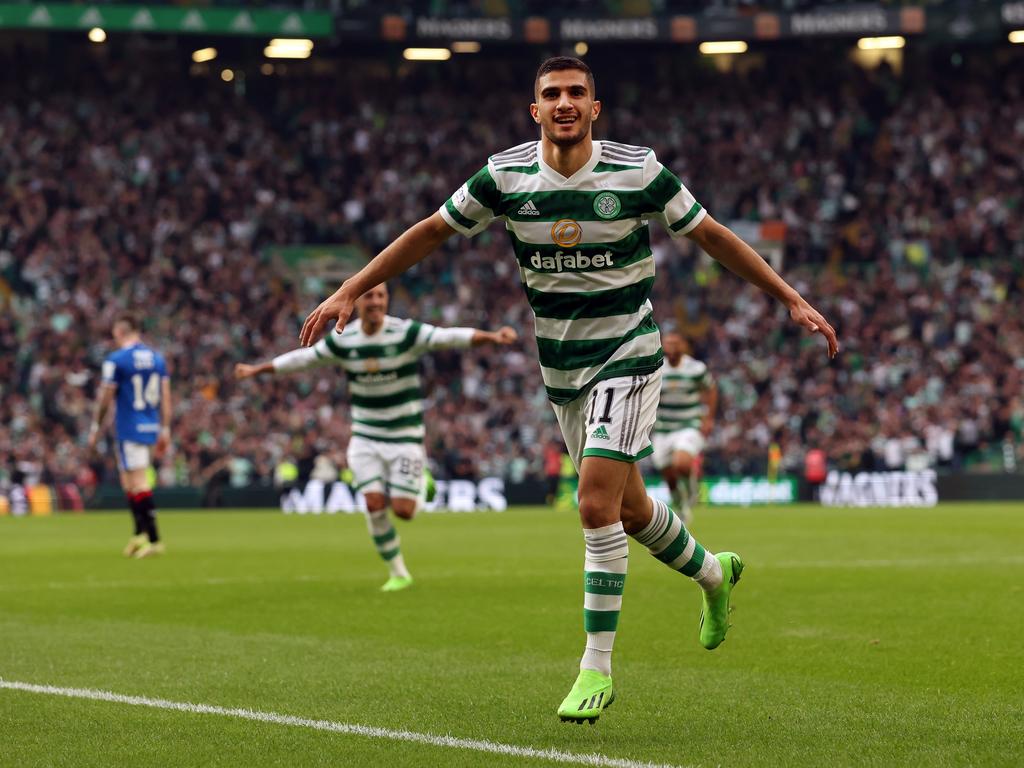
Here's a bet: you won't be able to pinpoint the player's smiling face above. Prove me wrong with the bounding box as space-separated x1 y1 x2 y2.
357 284 389 328
531 70 600 148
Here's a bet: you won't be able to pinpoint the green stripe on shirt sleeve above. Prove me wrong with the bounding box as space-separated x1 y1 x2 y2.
669 202 703 232
445 199 479 232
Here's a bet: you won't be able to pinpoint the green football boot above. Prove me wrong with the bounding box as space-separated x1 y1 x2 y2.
380 575 414 592
122 534 148 558
699 552 744 650
557 669 616 724
423 468 436 504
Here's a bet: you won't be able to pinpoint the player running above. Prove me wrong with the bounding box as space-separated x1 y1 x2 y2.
652 333 717 525
88 313 171 559
235 283 517 592
298 57 838 721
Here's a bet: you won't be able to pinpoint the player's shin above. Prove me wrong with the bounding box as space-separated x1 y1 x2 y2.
135 490 160 543
580 522 628 677
365 509 410 579
630 498 722 591
127 494 144 535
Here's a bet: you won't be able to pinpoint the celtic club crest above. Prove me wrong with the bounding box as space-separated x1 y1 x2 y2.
594 192 621 220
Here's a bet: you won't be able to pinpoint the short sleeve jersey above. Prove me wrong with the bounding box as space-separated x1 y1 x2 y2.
439 140 706 405
101 342 168 444
311 315 448 444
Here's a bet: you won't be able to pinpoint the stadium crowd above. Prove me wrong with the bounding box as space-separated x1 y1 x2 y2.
2 50 1022 496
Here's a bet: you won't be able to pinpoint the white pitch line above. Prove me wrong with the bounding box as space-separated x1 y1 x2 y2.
0 679 690 768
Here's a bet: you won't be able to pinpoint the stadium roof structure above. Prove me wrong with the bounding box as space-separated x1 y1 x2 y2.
0 1 1021 44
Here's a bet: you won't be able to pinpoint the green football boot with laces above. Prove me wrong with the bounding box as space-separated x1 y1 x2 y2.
557 669 616 724
699 552 744 650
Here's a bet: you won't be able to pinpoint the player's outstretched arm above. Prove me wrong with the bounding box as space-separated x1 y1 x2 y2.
301 213 456 347
470 326 518 347
686 215 839 358
235 343 325 380
234 361 276 380
421 325 519 351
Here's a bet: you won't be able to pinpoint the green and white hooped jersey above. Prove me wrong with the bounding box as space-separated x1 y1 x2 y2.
655 355 713 433
305 316 473 443
440 139 706 405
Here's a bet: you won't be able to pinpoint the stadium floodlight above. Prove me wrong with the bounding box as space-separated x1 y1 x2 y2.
221 69 234 82
403 48 452 61
192 47 217 64
451 41 481 53
574 41 589 56
1010 30 1024 44
264 39 314 59
857 36 905 50
88 27 106 43
699 41 748 55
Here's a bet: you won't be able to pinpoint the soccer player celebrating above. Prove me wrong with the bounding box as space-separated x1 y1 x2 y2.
299 57 838 721
235 283 517 592
88 314 171 559
652 333 717 525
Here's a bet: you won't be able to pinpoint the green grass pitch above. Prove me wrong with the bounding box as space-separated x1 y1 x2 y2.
1 503 1022 767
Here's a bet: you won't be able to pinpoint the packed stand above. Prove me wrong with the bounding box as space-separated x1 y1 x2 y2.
2 51 1022 497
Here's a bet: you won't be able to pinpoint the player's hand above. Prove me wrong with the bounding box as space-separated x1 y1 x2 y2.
700 420 714 437
300 286 355 347
494 326 518 345
234 363 259 380
788 297 839 358
155 429 171 460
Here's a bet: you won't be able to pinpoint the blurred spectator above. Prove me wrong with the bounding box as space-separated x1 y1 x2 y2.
2 51 1022 490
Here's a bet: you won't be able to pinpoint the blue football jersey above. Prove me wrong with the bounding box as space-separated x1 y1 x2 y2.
101 343 168 444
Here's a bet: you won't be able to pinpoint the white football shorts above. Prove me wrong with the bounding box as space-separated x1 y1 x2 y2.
551 369 662 471
346 435 425 500
651 428 706 470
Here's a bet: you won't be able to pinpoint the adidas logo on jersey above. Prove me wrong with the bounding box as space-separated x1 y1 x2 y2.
591 425 611 440
517 200 540 216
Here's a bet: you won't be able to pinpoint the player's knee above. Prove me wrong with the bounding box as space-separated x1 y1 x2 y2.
577 492 619 528
392 499 418 520
364 493 388 513
672 453 694 474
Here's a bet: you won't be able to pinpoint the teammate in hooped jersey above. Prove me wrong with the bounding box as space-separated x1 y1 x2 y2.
298 57 838 723
235 283 517 592
88 313 171 558
651 333 718 525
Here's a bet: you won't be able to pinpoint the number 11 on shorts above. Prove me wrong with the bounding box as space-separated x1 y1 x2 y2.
588 387 615 425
